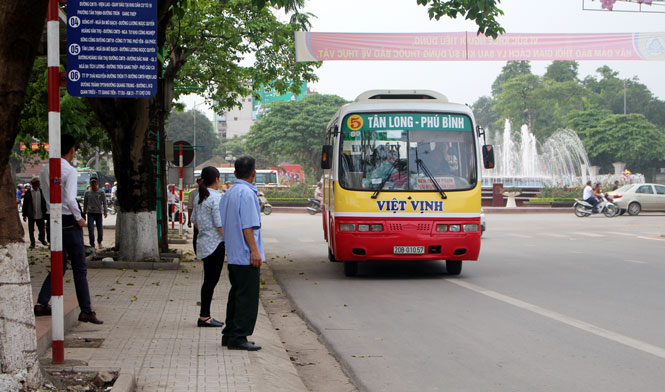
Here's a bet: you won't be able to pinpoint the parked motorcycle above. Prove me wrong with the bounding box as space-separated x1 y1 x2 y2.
258 192 272 215
306 198 322 215
574 194 618 217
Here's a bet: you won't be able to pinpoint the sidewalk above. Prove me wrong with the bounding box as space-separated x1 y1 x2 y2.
27 219 306 392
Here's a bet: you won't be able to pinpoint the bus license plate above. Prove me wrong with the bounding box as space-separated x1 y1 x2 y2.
393 246 425 255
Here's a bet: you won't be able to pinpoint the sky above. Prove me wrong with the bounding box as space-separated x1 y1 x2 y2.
182 0 665 121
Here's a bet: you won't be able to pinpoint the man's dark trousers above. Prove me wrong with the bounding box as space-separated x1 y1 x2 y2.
37 215 92 313
87 212 103 246
27 217 46 246
222 264 260 346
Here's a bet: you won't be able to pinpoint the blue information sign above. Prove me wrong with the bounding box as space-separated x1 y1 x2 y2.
66 0 157 98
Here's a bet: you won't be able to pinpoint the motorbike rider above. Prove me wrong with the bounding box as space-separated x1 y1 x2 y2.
314 181 322 201
583 180 602 213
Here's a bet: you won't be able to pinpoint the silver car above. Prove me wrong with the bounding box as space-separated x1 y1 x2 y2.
609 183 665 216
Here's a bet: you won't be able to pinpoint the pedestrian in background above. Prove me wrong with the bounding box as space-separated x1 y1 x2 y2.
187 177 202 256
35 133 103 324
83 177 107 249
220 156 264 351
191 167 225 327
22 176 49 248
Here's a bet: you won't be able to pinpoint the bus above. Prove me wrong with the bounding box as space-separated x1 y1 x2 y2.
320 90 494 276
194 168 282 187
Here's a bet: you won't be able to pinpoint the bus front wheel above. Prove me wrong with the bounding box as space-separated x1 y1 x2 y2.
446 260 462 275
343 261 358 277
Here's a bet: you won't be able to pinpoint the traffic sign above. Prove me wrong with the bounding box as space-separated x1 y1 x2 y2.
171 141 195 167
66 0 158 98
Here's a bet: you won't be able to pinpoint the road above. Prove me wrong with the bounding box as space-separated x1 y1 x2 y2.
262 212 665 392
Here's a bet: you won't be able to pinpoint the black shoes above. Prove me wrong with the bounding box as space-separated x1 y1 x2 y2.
227 341 261 351
34 304 52 316
78 311 104 324
40 239 48 246
221 336 254 347
29 244 35 249
197 317 224 327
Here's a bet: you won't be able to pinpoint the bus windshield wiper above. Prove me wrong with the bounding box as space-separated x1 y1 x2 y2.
415 159 447 200
370 169 395 199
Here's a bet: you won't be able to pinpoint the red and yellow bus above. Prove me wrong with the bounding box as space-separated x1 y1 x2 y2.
320 90 494 276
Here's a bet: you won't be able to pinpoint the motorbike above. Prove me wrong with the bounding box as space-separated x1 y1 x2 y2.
306 198 322 215
574 194 618 217
258 191 272 215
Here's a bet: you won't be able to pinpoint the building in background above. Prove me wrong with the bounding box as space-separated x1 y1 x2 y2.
215 83 310 141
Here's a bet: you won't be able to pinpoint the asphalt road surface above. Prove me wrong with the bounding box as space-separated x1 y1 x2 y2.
262 212 665 392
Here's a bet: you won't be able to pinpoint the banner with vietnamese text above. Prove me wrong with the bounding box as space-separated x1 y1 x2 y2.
295 32 665 62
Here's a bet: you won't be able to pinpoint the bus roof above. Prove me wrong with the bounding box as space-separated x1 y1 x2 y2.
354 89 448 102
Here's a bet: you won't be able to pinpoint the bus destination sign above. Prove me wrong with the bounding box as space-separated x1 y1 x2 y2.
344 113 471 132
66 0 157 98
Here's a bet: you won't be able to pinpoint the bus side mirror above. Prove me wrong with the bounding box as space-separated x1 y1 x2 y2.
321 145 332 169
482 145 495 169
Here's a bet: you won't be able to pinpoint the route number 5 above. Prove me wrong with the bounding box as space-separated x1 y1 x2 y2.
347 115 363 131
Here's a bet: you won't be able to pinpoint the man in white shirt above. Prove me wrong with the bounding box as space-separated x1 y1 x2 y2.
35 134 103 324
582 180 600 213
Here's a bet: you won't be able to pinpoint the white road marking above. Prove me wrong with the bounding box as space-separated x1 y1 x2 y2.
448 279 665 360
571 232 605 238
542 233 568 238
606 231 635 237
509 234 533 239
625 259 648 264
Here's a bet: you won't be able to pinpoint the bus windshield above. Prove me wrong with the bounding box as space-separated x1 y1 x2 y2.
338 112 477 192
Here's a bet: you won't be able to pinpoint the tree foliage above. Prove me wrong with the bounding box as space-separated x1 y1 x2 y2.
476 60 665 179
416 0 505 38
244 94 347 179
16 58 108 160
165 109 219 165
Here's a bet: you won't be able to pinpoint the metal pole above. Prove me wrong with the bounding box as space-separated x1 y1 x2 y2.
47 0 64 364
179 144 183 237
193 110 196 170
623 80 626 115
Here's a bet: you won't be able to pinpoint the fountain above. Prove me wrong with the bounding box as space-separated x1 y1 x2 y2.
481 120 644 188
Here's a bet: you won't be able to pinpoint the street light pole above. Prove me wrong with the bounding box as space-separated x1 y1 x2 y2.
192 101 203 170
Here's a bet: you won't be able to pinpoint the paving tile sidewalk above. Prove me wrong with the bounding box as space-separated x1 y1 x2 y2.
28 223 306 392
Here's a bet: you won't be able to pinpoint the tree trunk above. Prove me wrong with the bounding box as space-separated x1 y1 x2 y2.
0 0 48 387
88 98 161 261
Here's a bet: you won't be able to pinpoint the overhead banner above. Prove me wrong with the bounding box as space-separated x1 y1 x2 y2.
295 31 665 62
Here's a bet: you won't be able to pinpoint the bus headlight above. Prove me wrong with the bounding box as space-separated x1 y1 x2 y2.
449 224 461 232
371 224 383 232
358 224 370 232
436 224 448 232
463 224 479 232
339 223 356 232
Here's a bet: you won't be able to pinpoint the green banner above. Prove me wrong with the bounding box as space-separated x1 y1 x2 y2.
342 113 472 133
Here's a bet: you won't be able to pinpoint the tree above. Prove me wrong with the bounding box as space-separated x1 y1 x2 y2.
493 73 544 135
0 0 48 387
165 109 219 165
245 94 347 179
417 0 505 38
491 60 531 97
582 113 665 175
471 95 498 131
544 60 579 82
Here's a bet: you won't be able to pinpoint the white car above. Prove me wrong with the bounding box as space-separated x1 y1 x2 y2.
609 183 665 216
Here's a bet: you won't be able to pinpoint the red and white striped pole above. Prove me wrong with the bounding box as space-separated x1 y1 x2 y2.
47 0 64 364
178 145 184 237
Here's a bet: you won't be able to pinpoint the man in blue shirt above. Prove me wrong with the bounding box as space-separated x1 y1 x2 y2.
219 156 264 351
